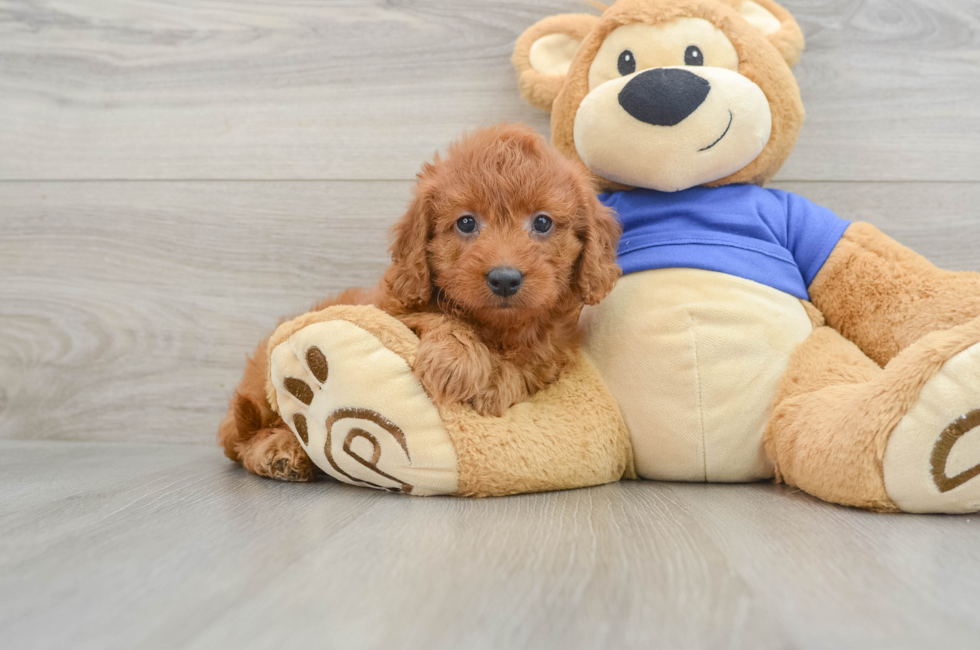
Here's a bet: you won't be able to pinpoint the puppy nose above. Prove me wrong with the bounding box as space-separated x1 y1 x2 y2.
619 68 710 127
486 266 524 298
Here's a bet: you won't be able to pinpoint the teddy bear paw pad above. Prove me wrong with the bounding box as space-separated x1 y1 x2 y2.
270 320 459 496
884 341 980 513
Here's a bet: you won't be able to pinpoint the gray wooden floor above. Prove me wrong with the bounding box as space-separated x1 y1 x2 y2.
1 1 979 648
2 440 979 650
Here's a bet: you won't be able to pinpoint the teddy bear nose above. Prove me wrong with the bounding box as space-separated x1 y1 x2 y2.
619 68 711 127
486 266 524 298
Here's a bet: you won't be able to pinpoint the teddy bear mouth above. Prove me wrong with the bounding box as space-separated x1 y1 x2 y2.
698 110 734 152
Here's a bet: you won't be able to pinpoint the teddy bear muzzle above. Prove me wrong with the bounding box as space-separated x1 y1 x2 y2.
573 65 773 192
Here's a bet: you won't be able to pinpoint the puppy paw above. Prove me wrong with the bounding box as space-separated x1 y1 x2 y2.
470 365 527 417
241 427 315 482
470 391 508 418
414 331 494 407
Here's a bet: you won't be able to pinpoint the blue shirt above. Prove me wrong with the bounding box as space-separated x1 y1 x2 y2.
599 185 851 300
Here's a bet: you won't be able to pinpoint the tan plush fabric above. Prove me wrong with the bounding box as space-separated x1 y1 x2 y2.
884 339 980 513
443 352 636 498
735 1 781 36
529 33 582 77
267 305 634 498
574 29 773 191
764 327 895 511
766 316 980 512
514 0 805 190
586 18 741 86
270 318 459 496
800 299 826 329
265 304 420 412
507 1 980 513
513 14 601 112
581 269 812 482
810 222 980 367
731 0 804 66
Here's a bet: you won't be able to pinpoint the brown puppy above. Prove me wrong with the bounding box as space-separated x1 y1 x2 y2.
218 124 622 481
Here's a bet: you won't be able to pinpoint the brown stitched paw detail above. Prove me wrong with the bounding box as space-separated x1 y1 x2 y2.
884 340 980 513
306 346 329 382
323 408 414 494
931 409 980 493
284 377 314 405
281 345 331 445
293 413 309 444
270 320 459 496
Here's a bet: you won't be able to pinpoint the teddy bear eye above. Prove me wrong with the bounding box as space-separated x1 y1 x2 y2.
684 45 704 66
617 50 637 76
456 215 477 234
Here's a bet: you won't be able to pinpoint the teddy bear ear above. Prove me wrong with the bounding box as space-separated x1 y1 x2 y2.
735 0 805 67
513 14 600 113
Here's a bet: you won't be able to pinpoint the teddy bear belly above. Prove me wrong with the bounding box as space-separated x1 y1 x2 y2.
581 268 814 482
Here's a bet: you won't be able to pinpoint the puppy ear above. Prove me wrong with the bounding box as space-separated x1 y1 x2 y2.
575 193 622 306
383 185 434 307
735 0 805 67
512 14 599 113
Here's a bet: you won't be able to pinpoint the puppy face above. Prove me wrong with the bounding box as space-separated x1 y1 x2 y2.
384 124 621 323
427 163 580 319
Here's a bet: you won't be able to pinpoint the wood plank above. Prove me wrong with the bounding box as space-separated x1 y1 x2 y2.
0 0 977 182
0 180 411 444
0 440 977 650
1 180 978 445
663 482 980 649
783 0 980 182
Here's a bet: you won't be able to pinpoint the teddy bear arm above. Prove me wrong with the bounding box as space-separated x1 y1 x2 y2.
808 222 980 367
444 353 635 497
265 305 633 497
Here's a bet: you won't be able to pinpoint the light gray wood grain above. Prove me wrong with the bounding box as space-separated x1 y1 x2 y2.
2 2 979 648
0 440 977 650
0 0 978 182
0 180 409 444
1 180 978 445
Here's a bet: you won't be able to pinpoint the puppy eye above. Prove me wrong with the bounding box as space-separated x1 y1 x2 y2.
684 45 703 66
617 50 636 76
456 215 477 234
532 214 553 234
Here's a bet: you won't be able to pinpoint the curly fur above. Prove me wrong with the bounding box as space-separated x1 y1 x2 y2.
217 124 622 481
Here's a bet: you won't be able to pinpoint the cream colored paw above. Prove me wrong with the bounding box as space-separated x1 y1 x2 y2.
269 319 458 496
884 342 980 513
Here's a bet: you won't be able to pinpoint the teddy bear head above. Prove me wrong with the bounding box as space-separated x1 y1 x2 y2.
513 0 806 192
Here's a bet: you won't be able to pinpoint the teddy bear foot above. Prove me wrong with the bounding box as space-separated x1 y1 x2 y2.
884 341 980 513
268 313 459 496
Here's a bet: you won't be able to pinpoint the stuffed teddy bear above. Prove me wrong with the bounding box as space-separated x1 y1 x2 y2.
264 0 980 513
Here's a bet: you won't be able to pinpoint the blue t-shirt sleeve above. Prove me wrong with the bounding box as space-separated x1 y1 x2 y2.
770 189 851 288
